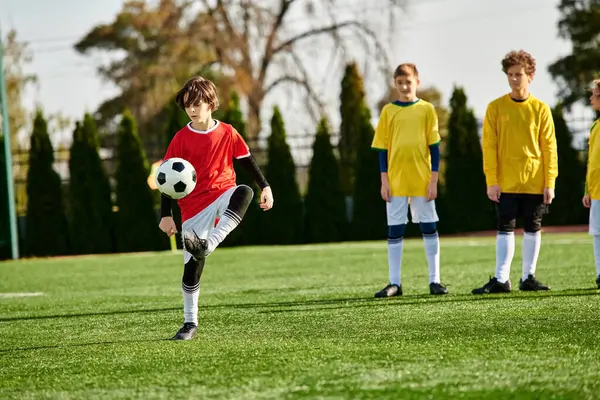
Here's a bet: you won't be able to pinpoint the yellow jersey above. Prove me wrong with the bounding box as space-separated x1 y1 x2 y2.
482 94 558 194
372 99 440 197
586 119 600 199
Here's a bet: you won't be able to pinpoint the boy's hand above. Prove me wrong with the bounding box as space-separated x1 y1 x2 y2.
427 180 438 201
380 180 391 202
260 186 274 211
159 217 177 236
543 188 555 205
487 185 501 203
582 194 591 208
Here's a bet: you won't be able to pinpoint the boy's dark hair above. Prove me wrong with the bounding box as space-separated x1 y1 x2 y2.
175 77 219 111
501 50 536 75
393 63 419 79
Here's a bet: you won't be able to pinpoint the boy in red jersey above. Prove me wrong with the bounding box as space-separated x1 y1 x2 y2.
159 77 273 340
473 50 557 294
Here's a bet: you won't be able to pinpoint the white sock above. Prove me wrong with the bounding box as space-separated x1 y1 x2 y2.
388 238 403 286
495 231 515 283
522 231 541 280
594 236 600 277
182 282 200 325
207 210 242 253
423 232 440 283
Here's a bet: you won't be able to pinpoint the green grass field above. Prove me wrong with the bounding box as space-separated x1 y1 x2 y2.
1 233 600 399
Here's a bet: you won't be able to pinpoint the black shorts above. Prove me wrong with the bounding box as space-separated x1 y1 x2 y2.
496 193 548 232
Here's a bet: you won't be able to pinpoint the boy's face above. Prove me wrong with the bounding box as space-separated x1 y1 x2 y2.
394 74 419 102
589 85 600 111
506 65 532 92
183 93 212 123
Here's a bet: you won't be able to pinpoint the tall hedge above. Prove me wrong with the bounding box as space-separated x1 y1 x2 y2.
0 135 12 259
439 87 493 233
545 105 587 226
25 110 70 256
261 106 304 244
115 110 166 252
351 106 386 240
339 62 366 196
305 117 347 243
68 114 114 254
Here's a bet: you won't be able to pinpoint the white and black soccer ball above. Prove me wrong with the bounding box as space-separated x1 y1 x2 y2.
155 157 197 200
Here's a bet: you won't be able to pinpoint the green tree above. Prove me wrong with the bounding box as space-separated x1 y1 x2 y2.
114 110 166 252
351 106 386 240
221 91 260 246
440 87 493 233
0 135 12 259
261 106 303 244
545 105 587 226
305 117 347 243
24 110 69 256
339 62 366 196
548 0 600 110
68 114 114 254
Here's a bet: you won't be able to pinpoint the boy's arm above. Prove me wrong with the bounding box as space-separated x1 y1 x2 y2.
161 195 172 218
426 106 441 182
231 128 269 189
238 155 270 188
482 103 498 186
372 108 390 182
160 135 180 219
540 105 558 190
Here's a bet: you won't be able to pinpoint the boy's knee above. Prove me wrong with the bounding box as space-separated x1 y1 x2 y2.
523 215 542 233
388 224 406 239
497 217 516 232
419 222 437 235
228 185 253 216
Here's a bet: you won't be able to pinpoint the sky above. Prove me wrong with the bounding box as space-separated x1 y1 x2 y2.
0 0 594 153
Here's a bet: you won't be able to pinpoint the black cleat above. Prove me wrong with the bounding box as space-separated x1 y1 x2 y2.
183 230 210 259
374 283 402 298
596 276 600 289
429 282 448 295
171 322 198 340
519 275 550 291
472 276 511 294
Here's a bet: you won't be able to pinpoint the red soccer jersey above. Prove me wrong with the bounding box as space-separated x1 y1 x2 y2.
164 120 250 222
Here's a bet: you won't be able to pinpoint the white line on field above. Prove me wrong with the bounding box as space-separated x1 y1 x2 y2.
0 292 44 298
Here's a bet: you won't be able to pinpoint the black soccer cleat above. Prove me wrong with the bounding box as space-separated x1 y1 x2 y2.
596 276 600 289
472 276 512 294
171 322 198 340
519 274 550 291
183 230 210 259
374 283 402 298
429 282 448 295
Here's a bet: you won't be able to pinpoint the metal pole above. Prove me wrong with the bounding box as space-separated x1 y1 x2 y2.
0 27 20 259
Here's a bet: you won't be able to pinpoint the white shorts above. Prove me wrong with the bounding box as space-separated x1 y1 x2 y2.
589 200 600 236
386 196 439 226
181 186 237 263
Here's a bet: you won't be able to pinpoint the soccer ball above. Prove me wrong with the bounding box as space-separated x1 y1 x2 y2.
155 158 197 200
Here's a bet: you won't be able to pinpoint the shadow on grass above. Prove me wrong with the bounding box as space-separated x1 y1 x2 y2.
1 288 598 323
0 338 171 354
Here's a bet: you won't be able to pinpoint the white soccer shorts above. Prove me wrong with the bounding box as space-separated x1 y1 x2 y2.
386 196 439 226
181 186 237 263
589 200 600 236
